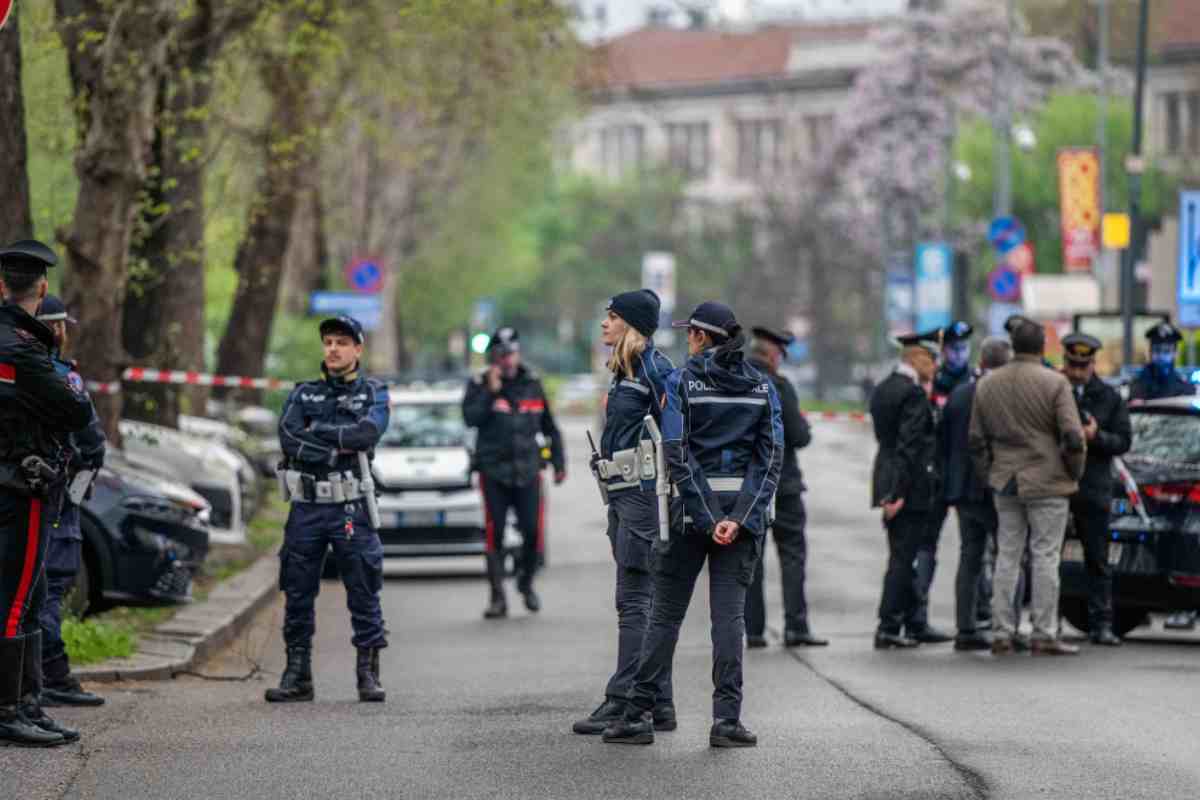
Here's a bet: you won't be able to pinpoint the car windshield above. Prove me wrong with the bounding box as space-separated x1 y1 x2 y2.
1128 412 1200 467
379 402 466 448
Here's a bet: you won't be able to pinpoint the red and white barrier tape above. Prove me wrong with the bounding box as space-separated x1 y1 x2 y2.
85 368 296 396
805 411 870 423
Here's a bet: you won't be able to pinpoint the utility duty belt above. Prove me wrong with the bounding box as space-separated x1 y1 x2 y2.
281 470 368 504
595 443 658 491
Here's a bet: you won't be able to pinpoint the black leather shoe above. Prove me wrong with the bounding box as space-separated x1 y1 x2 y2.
874 631 919 649
572 699 624 735
265 645 314 703
521 588 541 613
746 634 768 649
356 647 386 703
953 634 991 652
652 704 677 732
40 676 105 708
710 718 757 748
21 701 80 743
0 706 66 748
908 626 953 644
602 711 654 745
1089 626 1122 647
483 596 508 619
784 630 829 647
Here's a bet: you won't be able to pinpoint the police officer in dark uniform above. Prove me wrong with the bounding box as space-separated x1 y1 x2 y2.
35 296 107 708
1129 321 1194 402
743 326 826 648
603 302 782 748
572 289 676 736
871 331 940 649
267 315 391 704
0 240 94 747
463 327 566 619
1062 333 1131 646
904 321 973 644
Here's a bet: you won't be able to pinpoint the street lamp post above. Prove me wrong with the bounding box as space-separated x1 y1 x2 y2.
992 0 1016 220
1122 0 1151 366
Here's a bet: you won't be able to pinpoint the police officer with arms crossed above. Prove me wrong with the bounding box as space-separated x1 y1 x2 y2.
743 326 826 649
572 289 677 736
0 240 94 747
36 296 107 708
1061 333 1131 646
267 315 391 704
603 302 782 748
871 331 940 649
463 327 565 619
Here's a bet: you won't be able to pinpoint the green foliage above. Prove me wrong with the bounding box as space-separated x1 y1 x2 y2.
62 616 137 666
954 92 1177 275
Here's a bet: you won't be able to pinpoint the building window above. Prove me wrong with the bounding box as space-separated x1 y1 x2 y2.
736 119 783 179
666 122 710 180
600 124 645 178
1165 91 1182 154
804 114 835 160
1188 92 1200 154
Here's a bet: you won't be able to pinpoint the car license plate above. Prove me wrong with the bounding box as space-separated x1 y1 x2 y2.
1107 542 1123 567
399 511 442 527
1062 540 1084 562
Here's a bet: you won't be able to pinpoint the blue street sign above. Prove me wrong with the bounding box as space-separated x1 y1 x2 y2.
988 216 1026 255
885 270 914 336
1178 191 1200 327
987 266 1021 302
915 242 953 331
345 258 385 294
309 292 383 331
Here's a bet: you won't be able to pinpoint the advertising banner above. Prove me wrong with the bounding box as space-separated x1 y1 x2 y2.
1056 147 1101 272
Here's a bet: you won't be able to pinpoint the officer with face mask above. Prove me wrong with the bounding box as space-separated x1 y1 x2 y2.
1129 321 1194 402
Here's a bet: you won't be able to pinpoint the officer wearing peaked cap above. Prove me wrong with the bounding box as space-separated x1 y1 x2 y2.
0 240 94 747
869 331 940 649
1061 332 1130 645
743 326 826 649
269 314 391 704
1130 320 1194 402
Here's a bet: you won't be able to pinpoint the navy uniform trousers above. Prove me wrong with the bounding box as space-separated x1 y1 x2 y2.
39 503 82 683
603 490 672 707
745 491 810 637
279 499 387 650
627 524 760 721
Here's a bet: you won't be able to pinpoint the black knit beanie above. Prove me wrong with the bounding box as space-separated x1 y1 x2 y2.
608 289 661 338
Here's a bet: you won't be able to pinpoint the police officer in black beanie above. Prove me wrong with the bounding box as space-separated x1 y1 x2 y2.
573 289 678 735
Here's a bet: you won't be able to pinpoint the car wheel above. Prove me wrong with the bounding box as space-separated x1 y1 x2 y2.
1113 607 1150 637
1061 599 1150 638
1059 597 1090 634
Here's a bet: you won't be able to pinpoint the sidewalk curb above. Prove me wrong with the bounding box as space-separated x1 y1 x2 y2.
75 556 278 683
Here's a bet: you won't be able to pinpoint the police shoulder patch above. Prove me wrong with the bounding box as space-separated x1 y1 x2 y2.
67 371 85 394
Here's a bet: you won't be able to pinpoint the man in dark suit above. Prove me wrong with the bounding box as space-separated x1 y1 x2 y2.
943 337 1011 651
870 331 940 649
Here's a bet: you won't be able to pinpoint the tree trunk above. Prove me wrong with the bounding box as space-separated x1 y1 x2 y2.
55 0 173 443
0 13 32 241
214 57 315 402
124 5 217 427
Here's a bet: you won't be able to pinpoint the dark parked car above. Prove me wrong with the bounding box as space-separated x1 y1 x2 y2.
1060 396 1200 636
73 452 212 616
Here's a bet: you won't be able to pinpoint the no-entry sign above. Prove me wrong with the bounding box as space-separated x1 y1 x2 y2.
0 1 14 31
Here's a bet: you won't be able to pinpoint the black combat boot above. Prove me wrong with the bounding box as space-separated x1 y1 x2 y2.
601 709 654 745
1089 625 1122 647
518 581 541 614
483 554 508 619
42 649 104 707
19 632 78 743
0 636 65 748
572 698 625 735
356 647 386 703
652 703 677 732
264 645 314 703
710 718 757 748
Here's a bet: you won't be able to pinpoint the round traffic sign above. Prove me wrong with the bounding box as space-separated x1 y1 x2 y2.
987 266 1021 302
344 257 384 295
988 217 1026 255
0 0 13 30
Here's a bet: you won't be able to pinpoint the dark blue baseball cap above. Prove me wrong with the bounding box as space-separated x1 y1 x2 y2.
672 301 739 339
36 295 75 324
319 315 364 345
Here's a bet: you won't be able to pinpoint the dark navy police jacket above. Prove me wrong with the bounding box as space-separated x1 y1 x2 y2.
600 344 674 494
278 364 390 476
661 347 783 537
1129 364 1194 402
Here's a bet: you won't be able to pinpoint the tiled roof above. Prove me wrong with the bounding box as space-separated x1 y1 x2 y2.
586 23 872 91
1154 0 1200 55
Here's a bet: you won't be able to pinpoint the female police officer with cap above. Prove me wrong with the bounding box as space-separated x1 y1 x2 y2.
603 301 782 748
572 289 677 735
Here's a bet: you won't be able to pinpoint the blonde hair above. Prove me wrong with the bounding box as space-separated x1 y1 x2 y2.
608 325 648 380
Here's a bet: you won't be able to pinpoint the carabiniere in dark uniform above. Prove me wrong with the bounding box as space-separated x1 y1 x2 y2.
35 296 108 708
268 315 391 705
0 240 94 747
573 289 677 736
1061 333 1131 646
1129 321 1194 402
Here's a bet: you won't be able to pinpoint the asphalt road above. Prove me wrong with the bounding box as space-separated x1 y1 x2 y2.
4 417 1198 800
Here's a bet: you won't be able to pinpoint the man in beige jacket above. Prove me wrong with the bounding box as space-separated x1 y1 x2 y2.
968 319 1086 655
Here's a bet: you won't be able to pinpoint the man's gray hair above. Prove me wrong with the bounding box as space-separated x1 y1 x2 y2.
979 336 1013 370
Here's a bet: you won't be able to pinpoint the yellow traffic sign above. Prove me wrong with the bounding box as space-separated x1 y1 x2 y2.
1103 213 1130 250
